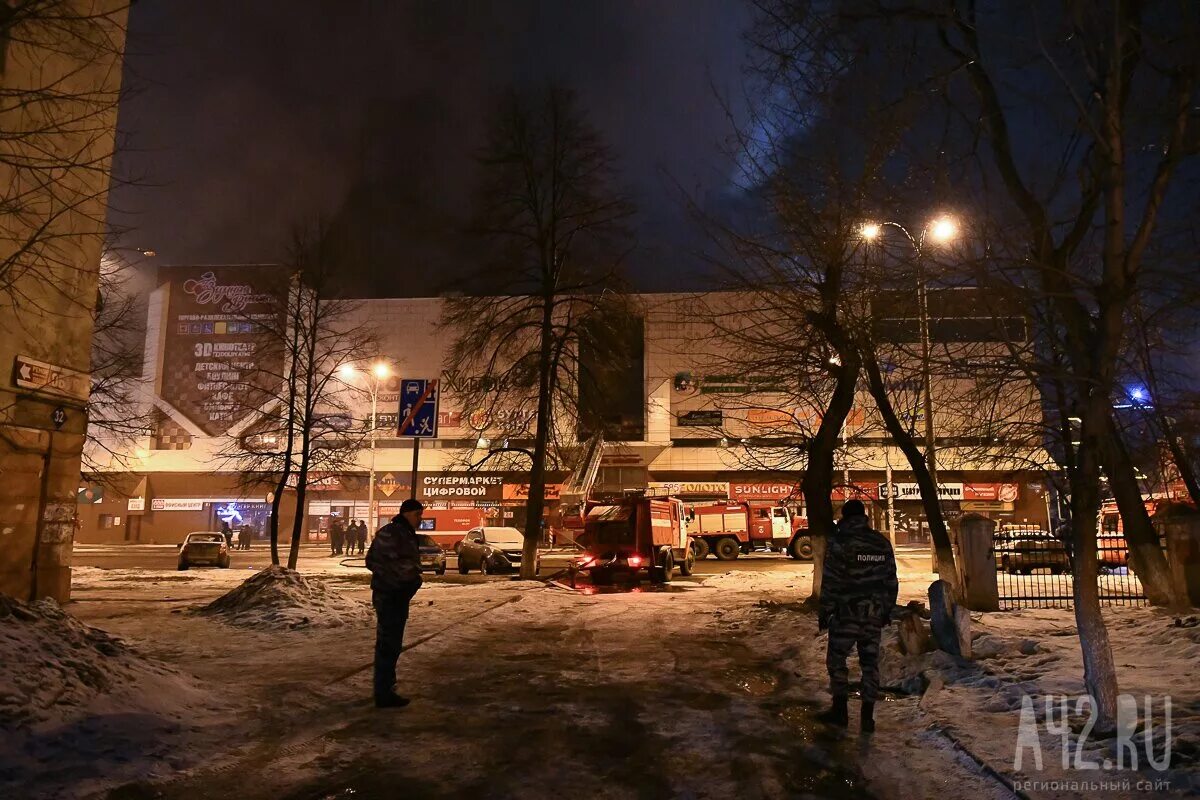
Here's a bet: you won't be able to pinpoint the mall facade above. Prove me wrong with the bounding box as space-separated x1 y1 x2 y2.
76 266 1052 548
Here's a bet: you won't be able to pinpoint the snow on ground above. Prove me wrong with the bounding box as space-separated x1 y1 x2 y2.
193 565 372 629
0 594 227 799
6 556 1197 799
740 594 1200 798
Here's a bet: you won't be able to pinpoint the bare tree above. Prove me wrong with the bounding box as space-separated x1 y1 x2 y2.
442 86 635 578
831 0 1200 727
0 1 130 307
220 223 376 568
693 0 974 601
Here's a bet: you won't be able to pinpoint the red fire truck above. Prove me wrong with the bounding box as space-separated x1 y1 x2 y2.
574 494 696 584
684 501 795 560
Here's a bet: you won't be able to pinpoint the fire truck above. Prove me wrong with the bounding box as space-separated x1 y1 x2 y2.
574 493 696 584
684 501 795 560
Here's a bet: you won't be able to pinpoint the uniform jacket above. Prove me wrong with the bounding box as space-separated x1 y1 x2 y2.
366 516 423 590
819 515 899 624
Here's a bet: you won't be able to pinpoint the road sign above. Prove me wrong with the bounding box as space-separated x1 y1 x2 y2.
397 379 439 438
12 354 89 400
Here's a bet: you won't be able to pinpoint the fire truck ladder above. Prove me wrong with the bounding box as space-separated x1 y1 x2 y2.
561 432 605 504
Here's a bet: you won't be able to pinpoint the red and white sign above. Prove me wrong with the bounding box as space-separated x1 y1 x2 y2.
12 354 89 400
963 483 1020 502
878 482 964 501
832 484 879 500
503 483 563 501
649 481 729 498
150 498 205 512
729 482 802 501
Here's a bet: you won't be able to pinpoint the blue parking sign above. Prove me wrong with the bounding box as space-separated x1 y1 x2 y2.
397 378 439 438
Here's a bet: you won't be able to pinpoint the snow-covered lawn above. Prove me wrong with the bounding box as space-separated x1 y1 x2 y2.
1 561 1195 799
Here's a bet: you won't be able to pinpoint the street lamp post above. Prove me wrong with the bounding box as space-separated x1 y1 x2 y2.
339 362 392 534
861 216 959 532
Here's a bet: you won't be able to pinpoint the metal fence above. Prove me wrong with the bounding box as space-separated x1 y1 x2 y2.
993 529 1148 610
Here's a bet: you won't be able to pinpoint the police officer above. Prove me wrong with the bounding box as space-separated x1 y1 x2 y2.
365 499 425 709
817 499 898 732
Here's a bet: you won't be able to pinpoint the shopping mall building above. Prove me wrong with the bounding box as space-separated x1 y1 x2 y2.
76 265 1053 547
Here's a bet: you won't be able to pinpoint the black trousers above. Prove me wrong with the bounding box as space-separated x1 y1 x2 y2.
373 583 421 699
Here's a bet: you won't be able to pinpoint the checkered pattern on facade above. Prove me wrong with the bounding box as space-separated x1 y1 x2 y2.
153 410 192 450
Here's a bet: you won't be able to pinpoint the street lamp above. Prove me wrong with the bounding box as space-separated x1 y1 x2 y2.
338 361 392 533
861 215 961 522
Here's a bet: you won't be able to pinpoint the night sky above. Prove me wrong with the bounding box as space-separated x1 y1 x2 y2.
109 1 752 296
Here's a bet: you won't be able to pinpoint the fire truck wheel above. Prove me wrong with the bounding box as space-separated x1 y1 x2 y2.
662 551 674 582
679 548 695 576
713 537 741 561
692 538 710 560
788 535 813 561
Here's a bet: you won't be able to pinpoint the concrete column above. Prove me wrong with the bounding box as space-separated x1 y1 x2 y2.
957 513 999 611
1159 509 1200 609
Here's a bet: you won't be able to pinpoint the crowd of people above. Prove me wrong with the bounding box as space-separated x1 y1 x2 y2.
330 518 368 556
219 521 257 550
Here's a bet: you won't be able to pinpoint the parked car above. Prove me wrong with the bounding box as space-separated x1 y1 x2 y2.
418 534 447 575
457 526 540 575
995 527 1069 574
178 531 231 570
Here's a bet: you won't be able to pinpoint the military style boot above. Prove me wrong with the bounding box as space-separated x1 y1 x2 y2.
861 701 876 733
816 694 849 727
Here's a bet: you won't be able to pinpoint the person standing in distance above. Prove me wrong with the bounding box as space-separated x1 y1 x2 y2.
817 499 898 732
365 499 425 709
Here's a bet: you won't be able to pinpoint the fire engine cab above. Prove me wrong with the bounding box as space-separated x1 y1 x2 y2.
575 493 696 584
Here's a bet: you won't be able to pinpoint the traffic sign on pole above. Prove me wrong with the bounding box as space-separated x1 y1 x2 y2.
397 379 439 438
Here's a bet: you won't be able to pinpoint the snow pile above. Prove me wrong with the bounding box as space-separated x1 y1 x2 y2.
195 565 371 629
0 594 213 731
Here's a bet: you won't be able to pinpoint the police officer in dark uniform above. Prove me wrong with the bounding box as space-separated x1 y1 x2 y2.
817 499 898 732
365 499 425 709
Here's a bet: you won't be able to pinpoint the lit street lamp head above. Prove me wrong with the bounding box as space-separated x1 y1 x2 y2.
337 364 356 382
928 216 958 244
860 222 882 241
372 362 390 380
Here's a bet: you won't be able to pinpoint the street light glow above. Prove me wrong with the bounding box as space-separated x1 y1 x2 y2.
372 362 390 380
860 223 882 241
928 216 958 243
337 364 356 381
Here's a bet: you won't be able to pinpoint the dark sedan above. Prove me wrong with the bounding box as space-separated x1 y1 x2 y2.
456 526 540 576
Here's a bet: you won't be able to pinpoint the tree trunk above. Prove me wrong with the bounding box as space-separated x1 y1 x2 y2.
1070 411 1120 732
268 470 289 567
520 299 556 580
862 354 961 596
803 356 859 605
288 452 309 571
1099 412 1182 608
269 277 304 567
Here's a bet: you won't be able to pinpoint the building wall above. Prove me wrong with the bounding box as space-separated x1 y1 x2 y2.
81 283 1052 545
0 3 129 600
